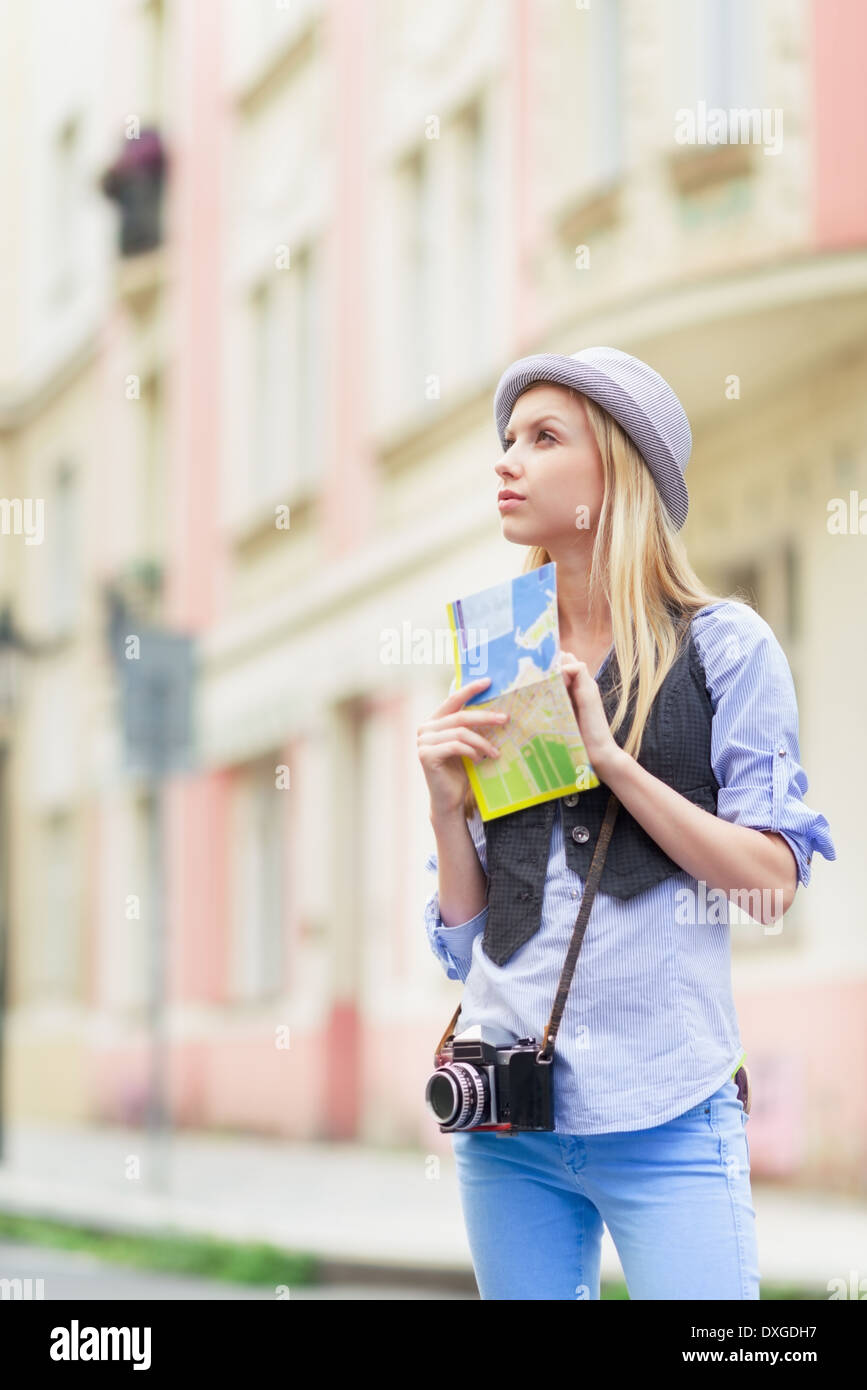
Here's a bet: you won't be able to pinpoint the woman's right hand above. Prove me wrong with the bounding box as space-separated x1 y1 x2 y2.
417 676 509 818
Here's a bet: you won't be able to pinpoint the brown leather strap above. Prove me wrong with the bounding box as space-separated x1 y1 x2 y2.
538 792 619 1062
435 1001 462 1056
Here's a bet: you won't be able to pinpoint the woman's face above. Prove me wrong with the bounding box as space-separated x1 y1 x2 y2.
494 384 605 550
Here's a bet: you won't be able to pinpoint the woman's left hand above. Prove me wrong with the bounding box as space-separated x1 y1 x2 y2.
559 651 622 781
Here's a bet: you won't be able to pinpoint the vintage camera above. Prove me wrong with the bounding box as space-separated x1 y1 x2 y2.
425 1022 554 1134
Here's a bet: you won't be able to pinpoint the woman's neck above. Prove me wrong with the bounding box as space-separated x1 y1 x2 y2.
558 604 613 647
547 547 610 643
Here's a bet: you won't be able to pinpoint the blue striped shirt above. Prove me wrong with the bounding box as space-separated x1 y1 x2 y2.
423 599 837 1133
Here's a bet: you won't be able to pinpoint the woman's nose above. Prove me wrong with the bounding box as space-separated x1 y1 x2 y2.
495 459 522 481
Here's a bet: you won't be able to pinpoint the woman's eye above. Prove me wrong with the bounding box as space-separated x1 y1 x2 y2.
503 430 555 450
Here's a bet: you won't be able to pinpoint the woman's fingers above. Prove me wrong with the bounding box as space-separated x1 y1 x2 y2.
444 674 490 698
425 707 508 735
437 676 498 716
419 725 501 760
559 652 584 694
419 739 491 765
423 677 508 736
417 677 509 763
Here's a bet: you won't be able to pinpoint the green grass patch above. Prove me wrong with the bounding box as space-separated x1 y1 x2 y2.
0 1209 318 1288
601 1279 825 1300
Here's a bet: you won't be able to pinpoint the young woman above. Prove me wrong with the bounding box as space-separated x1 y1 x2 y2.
416 347 836 1301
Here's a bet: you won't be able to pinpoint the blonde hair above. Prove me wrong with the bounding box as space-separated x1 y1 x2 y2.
461 384 741 820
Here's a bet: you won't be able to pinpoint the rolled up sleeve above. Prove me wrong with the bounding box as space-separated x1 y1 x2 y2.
693 601 837 889
423 810 488 981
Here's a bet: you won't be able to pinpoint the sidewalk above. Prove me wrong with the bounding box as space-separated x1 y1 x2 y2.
0 1120 864 1293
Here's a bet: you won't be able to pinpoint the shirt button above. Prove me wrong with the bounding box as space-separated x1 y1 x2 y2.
564 793 580 806
571 825 590 843
571 890 578 899
778 748 786 756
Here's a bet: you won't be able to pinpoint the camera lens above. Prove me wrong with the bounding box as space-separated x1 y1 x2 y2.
425 1063 488 1129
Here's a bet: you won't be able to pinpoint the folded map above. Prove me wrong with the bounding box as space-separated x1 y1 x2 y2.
446 561 601 821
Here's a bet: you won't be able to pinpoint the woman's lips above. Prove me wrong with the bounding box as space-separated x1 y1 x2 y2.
498 496 526 512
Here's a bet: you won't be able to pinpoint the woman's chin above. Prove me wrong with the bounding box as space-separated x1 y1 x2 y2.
500 514 541 545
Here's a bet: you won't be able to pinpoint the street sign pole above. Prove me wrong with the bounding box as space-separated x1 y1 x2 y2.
146 772 168 1195
106 591 194 1200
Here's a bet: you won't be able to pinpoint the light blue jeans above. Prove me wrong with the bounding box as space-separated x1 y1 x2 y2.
451 1077 759 1300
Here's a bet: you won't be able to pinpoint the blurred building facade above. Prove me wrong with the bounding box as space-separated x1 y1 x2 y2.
0 0 862 1187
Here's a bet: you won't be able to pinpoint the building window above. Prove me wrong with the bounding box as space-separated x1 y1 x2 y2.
249 274 292 507
31 812 80 1000
138 0 166 125
544 1 623 220
51 116 83 302
585 0 622 187
142 373 164 558
291 244 323 496
230 756 286 1001
136 373 165 568
700 0 755 111
710 540 801 654
398 144 436 407
720 559 760 613
670 0 755 112
50 462 80 634
248 245 322 511
454 99 493 375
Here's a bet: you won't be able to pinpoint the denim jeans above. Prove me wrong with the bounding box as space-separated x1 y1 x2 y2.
450 1077 759 1300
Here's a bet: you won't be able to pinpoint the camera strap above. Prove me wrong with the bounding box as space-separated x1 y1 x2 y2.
537 791 619 1063
433 791 620 1065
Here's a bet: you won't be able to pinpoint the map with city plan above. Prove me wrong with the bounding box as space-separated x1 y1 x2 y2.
446 562 601 820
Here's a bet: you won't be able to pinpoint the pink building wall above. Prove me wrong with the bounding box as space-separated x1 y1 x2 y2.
811 0 867 249
738 982 867 1191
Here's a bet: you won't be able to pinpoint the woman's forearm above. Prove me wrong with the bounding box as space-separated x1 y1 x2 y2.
597 748 798 926
430 807 489 927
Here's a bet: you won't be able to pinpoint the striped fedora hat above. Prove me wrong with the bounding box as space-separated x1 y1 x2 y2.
493 346 692 530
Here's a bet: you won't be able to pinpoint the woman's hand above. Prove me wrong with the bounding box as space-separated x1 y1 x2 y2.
558 651 622 781
417 676 509 818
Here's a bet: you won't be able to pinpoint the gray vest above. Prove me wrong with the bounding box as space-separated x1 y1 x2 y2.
481 614 719 966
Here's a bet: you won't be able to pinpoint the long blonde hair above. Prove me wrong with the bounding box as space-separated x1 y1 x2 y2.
461 384 742 820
